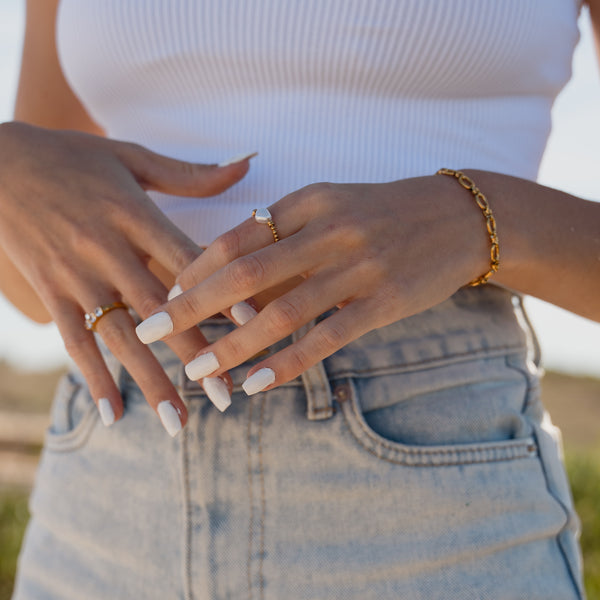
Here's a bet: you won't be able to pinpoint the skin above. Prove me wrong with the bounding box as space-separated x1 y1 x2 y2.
150 172 600 391
1 0 252 427
4 1 600 422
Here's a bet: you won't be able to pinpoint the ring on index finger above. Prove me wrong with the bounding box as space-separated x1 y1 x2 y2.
84 302 129 331
252 208 280 243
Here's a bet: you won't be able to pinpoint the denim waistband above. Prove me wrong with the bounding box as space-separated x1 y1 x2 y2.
103 285 535 421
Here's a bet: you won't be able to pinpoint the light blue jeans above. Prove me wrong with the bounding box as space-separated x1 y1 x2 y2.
12 287 584 599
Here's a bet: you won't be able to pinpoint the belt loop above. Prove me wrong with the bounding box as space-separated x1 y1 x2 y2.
292 321 335 421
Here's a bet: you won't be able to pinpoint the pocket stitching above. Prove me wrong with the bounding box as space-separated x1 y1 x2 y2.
45 379 99 453
340 379 537 467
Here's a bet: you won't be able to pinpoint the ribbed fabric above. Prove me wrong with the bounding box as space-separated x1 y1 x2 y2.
57 0 581 247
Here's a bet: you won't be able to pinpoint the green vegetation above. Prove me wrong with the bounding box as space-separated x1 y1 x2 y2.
0 490 29 600
567 451 600 599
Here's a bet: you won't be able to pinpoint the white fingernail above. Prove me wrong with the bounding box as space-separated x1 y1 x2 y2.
157 401 182 437
202 377 232 412
230 301 258 325
185 352 220 380
242 368 275 395
97 397 115 427
136 311 173 344
217 151 258 167
167 284 183 300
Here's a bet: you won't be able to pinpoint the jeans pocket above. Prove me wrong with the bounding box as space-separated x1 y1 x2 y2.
337 353 538 466
45 371 98 452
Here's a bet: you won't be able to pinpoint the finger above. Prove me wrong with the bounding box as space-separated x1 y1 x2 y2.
91 304 189 436
52 302 124 427
136 230 326 343
241 300 373 395
108 253 234 411
170 270 259 328
113 141 256 197
180 269 353 381
177 202 306 293
116 192 204 281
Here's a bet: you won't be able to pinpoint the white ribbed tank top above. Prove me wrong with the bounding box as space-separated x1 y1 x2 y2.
57 0 581 247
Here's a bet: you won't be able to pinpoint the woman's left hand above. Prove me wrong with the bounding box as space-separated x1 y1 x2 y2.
135 176 491 393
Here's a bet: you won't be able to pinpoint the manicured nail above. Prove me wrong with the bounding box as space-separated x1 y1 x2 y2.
157 401 182 437
230 301 258 325
136 311 173 344
185 352 220 380
167 284 183 300
242 368 275 395
97 397 115 427
218 151 258 167
202 377 232 412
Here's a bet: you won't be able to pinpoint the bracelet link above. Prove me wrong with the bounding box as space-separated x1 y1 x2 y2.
436 168 500 287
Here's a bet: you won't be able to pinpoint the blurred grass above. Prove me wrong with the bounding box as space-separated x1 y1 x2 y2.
0 490 29 600
0 367 598 598
567 450 600 599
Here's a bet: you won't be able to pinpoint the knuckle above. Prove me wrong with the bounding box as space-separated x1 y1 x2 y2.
68 225 108 259
170 243 201 274
63 331 94 361
334 216 369 248
355 255 386 284
135 293 165 319
177 290 201 320
314 321 347 353
175 159 195 178
215 334 245 365
266 298 303 333
285 345 311 376
212 229 242 264
306 181 334 200
300 182 334 212
226 255 265 293
98 320 131 348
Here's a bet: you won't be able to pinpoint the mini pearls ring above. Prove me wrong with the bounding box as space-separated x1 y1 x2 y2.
252 208 280 243
84 302 129 331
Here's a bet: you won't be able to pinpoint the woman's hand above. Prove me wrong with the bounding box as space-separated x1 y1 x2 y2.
135 176 490 394
0 121 254 433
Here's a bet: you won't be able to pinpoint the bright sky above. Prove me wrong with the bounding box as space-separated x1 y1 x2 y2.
0 1 599 375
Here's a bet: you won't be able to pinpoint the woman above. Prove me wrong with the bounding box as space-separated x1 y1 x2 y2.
4 0 599 598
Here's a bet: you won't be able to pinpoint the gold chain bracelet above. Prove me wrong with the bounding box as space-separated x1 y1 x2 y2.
436 168 499 287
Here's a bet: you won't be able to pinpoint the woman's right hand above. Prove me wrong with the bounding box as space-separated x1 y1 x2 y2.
0 121 253 435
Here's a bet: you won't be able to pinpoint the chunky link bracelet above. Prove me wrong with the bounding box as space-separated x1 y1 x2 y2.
436 168 500 286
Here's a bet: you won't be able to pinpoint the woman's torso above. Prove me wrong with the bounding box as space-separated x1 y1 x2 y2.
56 0 581 246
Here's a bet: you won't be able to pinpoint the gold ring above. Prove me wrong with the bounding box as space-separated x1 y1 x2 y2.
84 302 128 331
252 208 280 243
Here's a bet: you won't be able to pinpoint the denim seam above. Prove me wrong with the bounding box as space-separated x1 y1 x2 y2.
531 428 584 600
247 398 254 600
327 343 526 381
303 361 334 420
504 353 540 416
182 426 194 600
258 396 266 600
45 377 99 453
340 381 536 467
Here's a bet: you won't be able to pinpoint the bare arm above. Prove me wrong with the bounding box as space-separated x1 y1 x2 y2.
462 171 600 323
588 0 600 66
2 0 106 322
14 0 103 133
141 170 600 392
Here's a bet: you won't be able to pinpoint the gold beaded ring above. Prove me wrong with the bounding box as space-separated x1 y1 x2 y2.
436 168 500 287
84 302 129 331
252 208 280 243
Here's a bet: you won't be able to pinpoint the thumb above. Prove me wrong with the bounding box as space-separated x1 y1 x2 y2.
115 142 257 197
